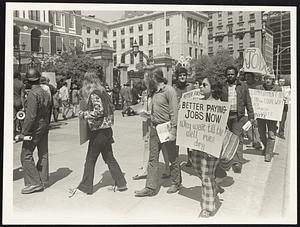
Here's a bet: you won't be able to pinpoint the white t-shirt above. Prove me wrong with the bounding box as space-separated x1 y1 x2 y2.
59 86 69 101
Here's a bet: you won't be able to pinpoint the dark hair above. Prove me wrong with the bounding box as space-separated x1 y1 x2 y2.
14 71 21 79
153 68 165 83
206 75 224 100
225 66 238 76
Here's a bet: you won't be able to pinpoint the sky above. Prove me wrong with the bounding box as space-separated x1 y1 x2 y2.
82 11 124 22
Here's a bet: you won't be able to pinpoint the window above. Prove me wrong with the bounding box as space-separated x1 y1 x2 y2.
148 22 153 30
239 15 243 22
14 11 19 17
208 46 213 52
195 48 198 59
189 47 192 56
113 30 116 36
249 13 255 20
228 18 233 24
87 38 91 48
228 43 233 49
239 51 243 58
228 11 232 16
130 37 134 47
95 29 99 35
166 47 170 55
69 14 75 29
29 10 40 21
87 27 91 34
250 41 255 47
148 34 153 45
239 42 243 49
250 27 255 38
130 53 134 64
103 30 107 38
55 12 65 27
166 31 170 44
228 35 233 42
208 40 213 45
69 38 75 48
149 50 153 58
208 14 212 19
56 36 63 53
95 39 99 44
209 22 212 27
166 18 170 26
139 52 143 63
121 39 125 49
121 54 125 63
129 26 134 33
138 24 143 32
218 12 222 17
113 40 117 50
139 35 143 46
228 26 233 33
218 19 222 26
31 29 41 52
121 28 125 35
113 55 117 66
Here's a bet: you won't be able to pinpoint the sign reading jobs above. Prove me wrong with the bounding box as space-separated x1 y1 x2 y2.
176 99 230 158
249 89 284 121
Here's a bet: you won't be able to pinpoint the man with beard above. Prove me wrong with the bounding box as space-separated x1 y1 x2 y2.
174 67 194 167
134 68 182 196
219 66 255 173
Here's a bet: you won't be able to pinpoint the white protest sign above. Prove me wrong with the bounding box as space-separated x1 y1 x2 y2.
42 72 56 87
156 121 171 143
181 89 204 102
249 89 284 121
176 99 230 158
243 48 274 76
282 86 291 104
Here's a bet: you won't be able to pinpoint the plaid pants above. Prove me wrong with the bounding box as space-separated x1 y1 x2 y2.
191 150 218 212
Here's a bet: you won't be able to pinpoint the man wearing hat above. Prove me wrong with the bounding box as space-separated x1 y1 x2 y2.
18 68 51 194
256 73 281 162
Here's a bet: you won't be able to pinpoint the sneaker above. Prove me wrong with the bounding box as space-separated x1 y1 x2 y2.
167 184 181 194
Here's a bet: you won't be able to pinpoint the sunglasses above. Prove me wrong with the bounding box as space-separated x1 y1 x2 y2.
200 82 209 88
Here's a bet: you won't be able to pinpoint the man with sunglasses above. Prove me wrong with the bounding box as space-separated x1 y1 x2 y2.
220 66 255 173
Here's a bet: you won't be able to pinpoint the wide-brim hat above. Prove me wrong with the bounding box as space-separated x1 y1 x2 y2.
26 68 41 81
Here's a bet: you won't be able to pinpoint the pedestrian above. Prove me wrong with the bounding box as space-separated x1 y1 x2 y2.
120 84 126 110
277 78 289 139
112 83 120 109
134 68 181 197
13 71 25 136
193 78 202 90
219 66 255 173
52 89 61 122
69 71 127 197
71 83 80 118
256 74 281 162
174 67 194 167
59 81 70 120
121 83 133 117
18 68 51 194
191 75 225 218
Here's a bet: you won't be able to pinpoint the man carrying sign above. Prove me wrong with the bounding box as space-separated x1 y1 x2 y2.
220 66 255 173
256 74 281 162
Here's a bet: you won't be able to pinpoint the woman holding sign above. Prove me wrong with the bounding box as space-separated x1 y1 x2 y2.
191 75 225 218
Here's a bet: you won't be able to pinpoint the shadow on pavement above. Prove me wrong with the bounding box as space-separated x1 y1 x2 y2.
13 167 24 181
47 167 73 187
178 154 197 176
49 121 68 130
93 170 117 193
243 148 264 156
178 186 202 202
217 176 235 188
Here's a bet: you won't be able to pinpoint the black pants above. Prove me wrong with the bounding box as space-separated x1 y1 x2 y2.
78 128 126 194
21 130 49 186
278 104 288 135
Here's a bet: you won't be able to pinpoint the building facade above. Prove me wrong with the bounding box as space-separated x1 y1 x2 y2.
207 11 273 68
106 11 208 71
266 11 290 75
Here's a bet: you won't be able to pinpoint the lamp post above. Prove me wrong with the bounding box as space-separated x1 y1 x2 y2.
275 45 290 81
16 42 26 71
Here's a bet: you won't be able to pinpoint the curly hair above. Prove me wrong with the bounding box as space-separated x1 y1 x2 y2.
225 66 238 76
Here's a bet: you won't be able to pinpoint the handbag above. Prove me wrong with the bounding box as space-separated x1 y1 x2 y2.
219 129 239 161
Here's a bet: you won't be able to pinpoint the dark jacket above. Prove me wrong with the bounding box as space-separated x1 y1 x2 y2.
221 80 254 120
256 84 282 92
22 85 51 141
175 83 193 103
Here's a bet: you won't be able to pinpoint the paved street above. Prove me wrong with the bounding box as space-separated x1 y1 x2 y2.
11 109 293 224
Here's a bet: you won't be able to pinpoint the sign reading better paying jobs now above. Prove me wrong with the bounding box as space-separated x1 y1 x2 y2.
176 99 230 158
249 89 284 121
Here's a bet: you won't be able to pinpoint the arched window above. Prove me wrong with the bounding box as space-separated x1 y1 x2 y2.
13 26 20 49
31 29 41 52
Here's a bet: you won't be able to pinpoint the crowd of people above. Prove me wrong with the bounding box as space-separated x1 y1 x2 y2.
13 63 289 218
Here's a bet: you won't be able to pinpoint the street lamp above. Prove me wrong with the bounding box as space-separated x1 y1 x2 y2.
275 45 290 81
132 40 139 57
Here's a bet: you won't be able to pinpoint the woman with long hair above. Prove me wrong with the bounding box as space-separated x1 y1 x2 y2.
69 71 127 197
191 75 225 218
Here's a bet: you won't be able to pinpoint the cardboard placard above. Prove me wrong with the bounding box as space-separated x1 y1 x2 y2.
176 99 230 158
42 72 56 87
249 89 284 121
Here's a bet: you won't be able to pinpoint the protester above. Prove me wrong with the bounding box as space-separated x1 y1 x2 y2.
277 78 289 139
69 71 127 197
13 71 25 136
52 89 61 122
18 68 51 194
219 66 255 173
71 83 80 118
174 67 194 167
256 74 281 162
134 68 181 197
193 78 202 90
59 82 70 120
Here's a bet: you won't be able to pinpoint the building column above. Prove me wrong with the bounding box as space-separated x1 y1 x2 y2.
24 10 28 19
117 64 129 86
45 10 49 23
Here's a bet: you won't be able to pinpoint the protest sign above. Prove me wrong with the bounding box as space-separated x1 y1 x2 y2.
243 48 274 76
181 89 204 101
176 99 230 158
156 121 171 143
249 89 284 121
42 72 56 87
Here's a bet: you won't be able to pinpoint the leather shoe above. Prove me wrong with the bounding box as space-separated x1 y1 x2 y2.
198 210 212 218
113 185 128 192
134 187 155 197
132 174 147 180
216 185 225 195
21 184 44 194
232 163 242 173
167 184 181 194
185 160 192 167
265 153 272 162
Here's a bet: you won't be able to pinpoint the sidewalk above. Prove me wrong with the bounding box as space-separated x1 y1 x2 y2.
10 110 292 224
